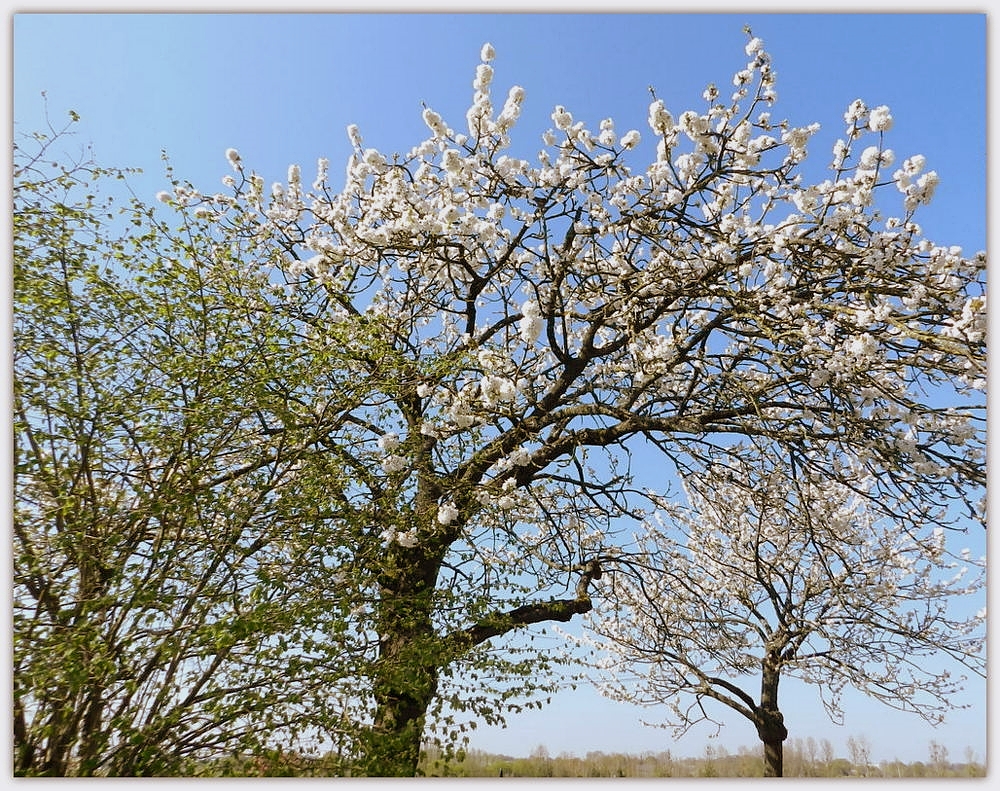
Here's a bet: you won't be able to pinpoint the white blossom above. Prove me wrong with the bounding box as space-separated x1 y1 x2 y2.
437 502 460 525
868 105 894 132
422 107 447 138
844 99 868 125
378 432 401 452
620 130 641 150
480 374 517 406
381 454 407 474
916 171 940 203
313 157 329 189
552 105 573 131
647 99 674 135
395 530 419 548
519 299 544 344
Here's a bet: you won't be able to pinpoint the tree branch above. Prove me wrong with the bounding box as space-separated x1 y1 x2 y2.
449 559 602 649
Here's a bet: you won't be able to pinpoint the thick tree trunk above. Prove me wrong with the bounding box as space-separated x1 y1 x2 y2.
760 724 785 778
361 546 600 776
361 541 443 777
754 659 788 777
366 646 439 777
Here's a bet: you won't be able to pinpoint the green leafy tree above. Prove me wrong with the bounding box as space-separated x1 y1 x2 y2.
13 115 374 775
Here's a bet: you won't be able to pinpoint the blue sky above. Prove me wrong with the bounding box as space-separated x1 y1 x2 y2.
11 9 988 766
13 11 987 258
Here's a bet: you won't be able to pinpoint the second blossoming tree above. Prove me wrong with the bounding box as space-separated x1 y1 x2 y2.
165 34 984 774
582 448 985 777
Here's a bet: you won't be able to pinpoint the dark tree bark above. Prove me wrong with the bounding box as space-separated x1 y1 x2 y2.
754 655 788 777
361 532 443 777
13 681 35 775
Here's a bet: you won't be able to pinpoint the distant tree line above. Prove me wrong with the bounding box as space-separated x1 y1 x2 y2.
190 737 984 777
418 738 984 778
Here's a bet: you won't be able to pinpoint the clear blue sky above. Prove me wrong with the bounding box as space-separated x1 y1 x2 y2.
12 8 988 766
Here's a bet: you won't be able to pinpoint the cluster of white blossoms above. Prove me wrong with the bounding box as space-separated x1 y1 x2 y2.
868 104 894 132
944 295 986 344
422 107 448 139
377 432 409 475
892 154 941 211
381 454 407 474
518 298 543 344
466 53 495 140
377 432 401 452
379 525 419 548
551 105 573 132
479 374 517 407
647 99 673 136
436 501 460 526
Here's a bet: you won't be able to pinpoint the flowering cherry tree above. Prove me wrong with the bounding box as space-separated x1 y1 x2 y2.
151 31 984 775
582 448 985 777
